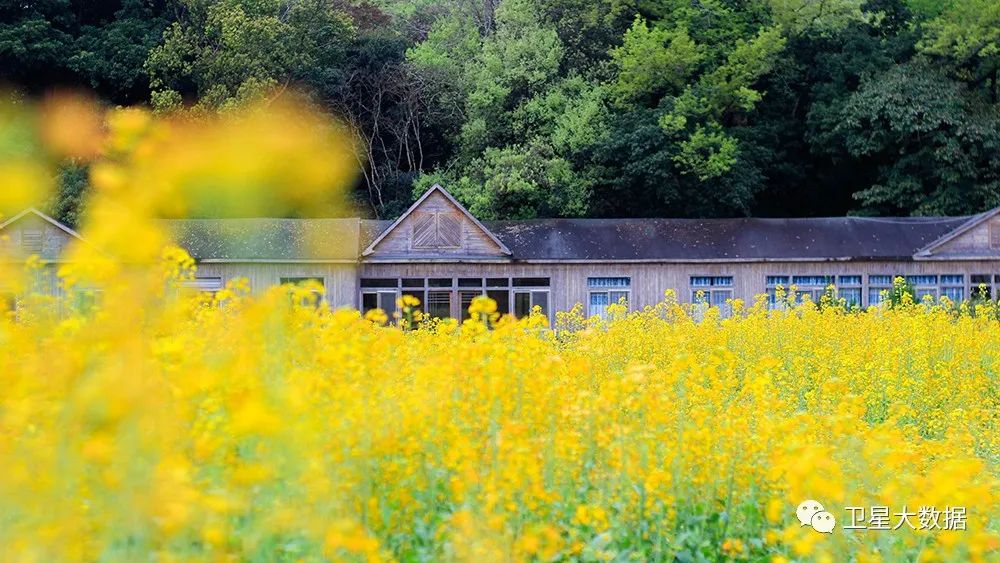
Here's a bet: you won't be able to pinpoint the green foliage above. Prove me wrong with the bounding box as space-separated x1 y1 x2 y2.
146 0 354 111
416 139 591 220
766 0 866 35
887 276 916 308
50 162 88 227
610 17 702 104
673 125 739 181
917 0 1000 102
0 0 168 103
835 61 1000 215
4 0 1000 221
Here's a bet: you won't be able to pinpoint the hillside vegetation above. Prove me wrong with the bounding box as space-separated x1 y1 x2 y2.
2 0 999 221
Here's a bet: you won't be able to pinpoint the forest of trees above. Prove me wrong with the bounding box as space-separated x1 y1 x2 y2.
2 0 999 223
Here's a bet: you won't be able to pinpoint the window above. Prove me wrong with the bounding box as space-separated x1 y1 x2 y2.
426 290 452 318
361 290 397 319
361 278 397 288
280 277 324 288
513 277 550 287
690 276 733 288
401 289 425 313
972 275 993 300
511 278 550 318
20 228 42 254
868 275 893 306
587 277 631 319
792 275 834 286
690 276 733 314
485 278 511 316
487 289 511 315
838 276 862 307
691 276 732 288
940 275 964 302
459 290 481 320
1 292 17 313
73 289 103 314
360 276 550 321
790 275 835 303
765 276 789 308
181 276 224 292
514 290 548 318
281 277 325 306
905 275 938 301
767 275 859 307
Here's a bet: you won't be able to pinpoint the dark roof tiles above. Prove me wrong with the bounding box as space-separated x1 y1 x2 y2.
485 216 970 261
165 218 360 261
166 215 972 262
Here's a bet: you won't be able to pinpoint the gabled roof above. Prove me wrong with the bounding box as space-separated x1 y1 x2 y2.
6 201 989 264
914 206 1000 256
0 207 85 241
353 215 970 262
362 184 512 256
164 218 360 262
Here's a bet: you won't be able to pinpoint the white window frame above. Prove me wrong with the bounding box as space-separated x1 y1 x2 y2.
868 275 894 306
837 275 862 307
765 276 790 309
181 276 224 292
361 289 399 317
587 277 631 319
790 275 835 304
940 275 964 302
513 288 550 319
905 275 939 302
690 276 734 315
971 274 994 301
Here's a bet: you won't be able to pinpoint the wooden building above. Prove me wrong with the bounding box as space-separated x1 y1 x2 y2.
6 184 1000 319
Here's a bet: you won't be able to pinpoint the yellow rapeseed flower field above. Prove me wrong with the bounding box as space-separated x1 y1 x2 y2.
0 94 997 562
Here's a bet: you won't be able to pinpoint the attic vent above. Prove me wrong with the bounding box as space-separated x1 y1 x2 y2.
21 229 42 254
992 221 1000 249
412 211 462 249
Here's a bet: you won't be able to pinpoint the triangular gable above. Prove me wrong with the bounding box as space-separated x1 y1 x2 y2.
363 184 512 258
0 207 85 241
916 206 1000 257
0 208 85 261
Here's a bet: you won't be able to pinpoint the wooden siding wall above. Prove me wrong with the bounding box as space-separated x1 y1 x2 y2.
194 263 358 306
362 260 1000 314
935 215 1000 254
0 214 74 261
368 190 506 258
